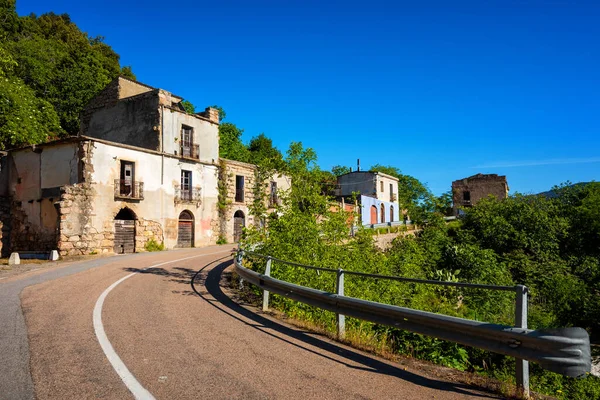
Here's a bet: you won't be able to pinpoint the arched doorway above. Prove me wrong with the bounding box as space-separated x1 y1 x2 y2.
177 210 194 248
390 205 394 222
380 204 385 223
233 210 245 242
370 205 377 225
114 207 136 254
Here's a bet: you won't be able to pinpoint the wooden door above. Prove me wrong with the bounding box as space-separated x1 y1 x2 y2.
177 220 193 247
114 220 135 253
370 205 377 225
233 211 245 242
177 211 194 247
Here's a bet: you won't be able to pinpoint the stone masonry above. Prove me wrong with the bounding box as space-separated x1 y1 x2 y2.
452 173 509 215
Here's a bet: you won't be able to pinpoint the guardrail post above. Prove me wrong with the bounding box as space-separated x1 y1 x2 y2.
515 285 530 398
237 249 244 290
263 257 272 311
336 269 345 339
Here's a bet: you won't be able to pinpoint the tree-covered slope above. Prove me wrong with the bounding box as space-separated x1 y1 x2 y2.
0 0 134 149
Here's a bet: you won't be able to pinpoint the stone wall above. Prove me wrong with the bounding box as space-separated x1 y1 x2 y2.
135 218 164 251
222 160 257 243
0 197 10 257
80 77 154 135
57 183 101 256
7 200 57 253
452 173 509 215
84 91 161 151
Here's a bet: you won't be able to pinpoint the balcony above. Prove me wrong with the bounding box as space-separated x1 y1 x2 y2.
175 185 202 204
180 143 200 160
114 179 144 200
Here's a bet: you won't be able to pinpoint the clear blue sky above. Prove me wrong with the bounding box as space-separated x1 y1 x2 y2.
17 0 599 195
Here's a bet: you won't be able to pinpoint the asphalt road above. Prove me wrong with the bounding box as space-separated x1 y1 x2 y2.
1 245 500 399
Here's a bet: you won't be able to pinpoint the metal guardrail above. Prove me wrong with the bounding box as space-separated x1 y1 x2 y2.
235 250 592 398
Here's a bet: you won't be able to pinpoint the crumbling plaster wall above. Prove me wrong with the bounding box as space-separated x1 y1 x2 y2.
88 141 219 250
7 143 79 253
161 105 219 163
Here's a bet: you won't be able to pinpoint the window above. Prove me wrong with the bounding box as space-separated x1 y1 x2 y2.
270 181 278 206
182 126 193 147
181 125 196 158
380 181 384 192
181 170 192 200
119 161 134 196
463 191 471 202
235 175 245 202
390 183 394 201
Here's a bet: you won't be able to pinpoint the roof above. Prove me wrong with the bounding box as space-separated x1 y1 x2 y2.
337 170 399 182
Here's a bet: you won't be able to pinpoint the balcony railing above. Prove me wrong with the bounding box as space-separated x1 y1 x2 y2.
175 185 202 204
114 179 144 200
180 143 200 160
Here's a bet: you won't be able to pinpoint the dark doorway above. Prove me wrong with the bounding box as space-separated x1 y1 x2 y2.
390 205 394 222
380 204 385 223
114 207 136 254
177 210 194 248
233 210 245 242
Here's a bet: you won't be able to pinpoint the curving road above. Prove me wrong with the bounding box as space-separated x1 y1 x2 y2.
1 245 499 399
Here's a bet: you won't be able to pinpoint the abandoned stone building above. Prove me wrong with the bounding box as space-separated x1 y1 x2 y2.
452 173 509 216
336 170 401 225
221 158 291 243
0 77 289 256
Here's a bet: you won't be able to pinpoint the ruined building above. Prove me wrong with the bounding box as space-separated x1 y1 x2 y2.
452 173 509 216
0 77 289 256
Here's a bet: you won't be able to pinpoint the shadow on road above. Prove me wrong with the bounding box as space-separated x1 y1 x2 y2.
184 258 499 400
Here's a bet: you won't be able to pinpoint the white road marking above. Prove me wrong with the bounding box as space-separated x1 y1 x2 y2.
93 249 233 400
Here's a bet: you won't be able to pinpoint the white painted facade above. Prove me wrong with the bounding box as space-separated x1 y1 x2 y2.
89 140 219 248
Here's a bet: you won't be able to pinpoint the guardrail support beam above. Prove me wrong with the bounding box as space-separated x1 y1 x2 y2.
515 285 530 398
336 269 345 339
263 257 272 311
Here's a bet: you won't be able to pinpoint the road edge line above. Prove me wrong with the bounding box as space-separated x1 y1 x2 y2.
92 249 232 400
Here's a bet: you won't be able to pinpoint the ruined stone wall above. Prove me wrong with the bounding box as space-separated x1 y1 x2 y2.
452 173 509 215
222 160 256 243
0 197 10 257
80 77 154 135
84 92 161 151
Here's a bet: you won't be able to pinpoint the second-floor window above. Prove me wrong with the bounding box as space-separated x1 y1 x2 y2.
235 175 245 202
390 183 394 202
181 125 199 159
181 170 192 200
463 191 471 202
380 181 384 192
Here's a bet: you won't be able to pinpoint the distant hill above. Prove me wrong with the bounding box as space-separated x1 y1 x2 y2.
537 182 593 198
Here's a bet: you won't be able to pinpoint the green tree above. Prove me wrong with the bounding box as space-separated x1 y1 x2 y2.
180 100 195 114
2 11 135 139
0 76 61 149
331 165 351 176
247 133 285 169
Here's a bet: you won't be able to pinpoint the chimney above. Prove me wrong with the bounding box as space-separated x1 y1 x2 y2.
357 159 360 172
205 107 220 124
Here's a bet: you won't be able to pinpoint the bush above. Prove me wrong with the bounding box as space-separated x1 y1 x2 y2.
144 239 165 252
